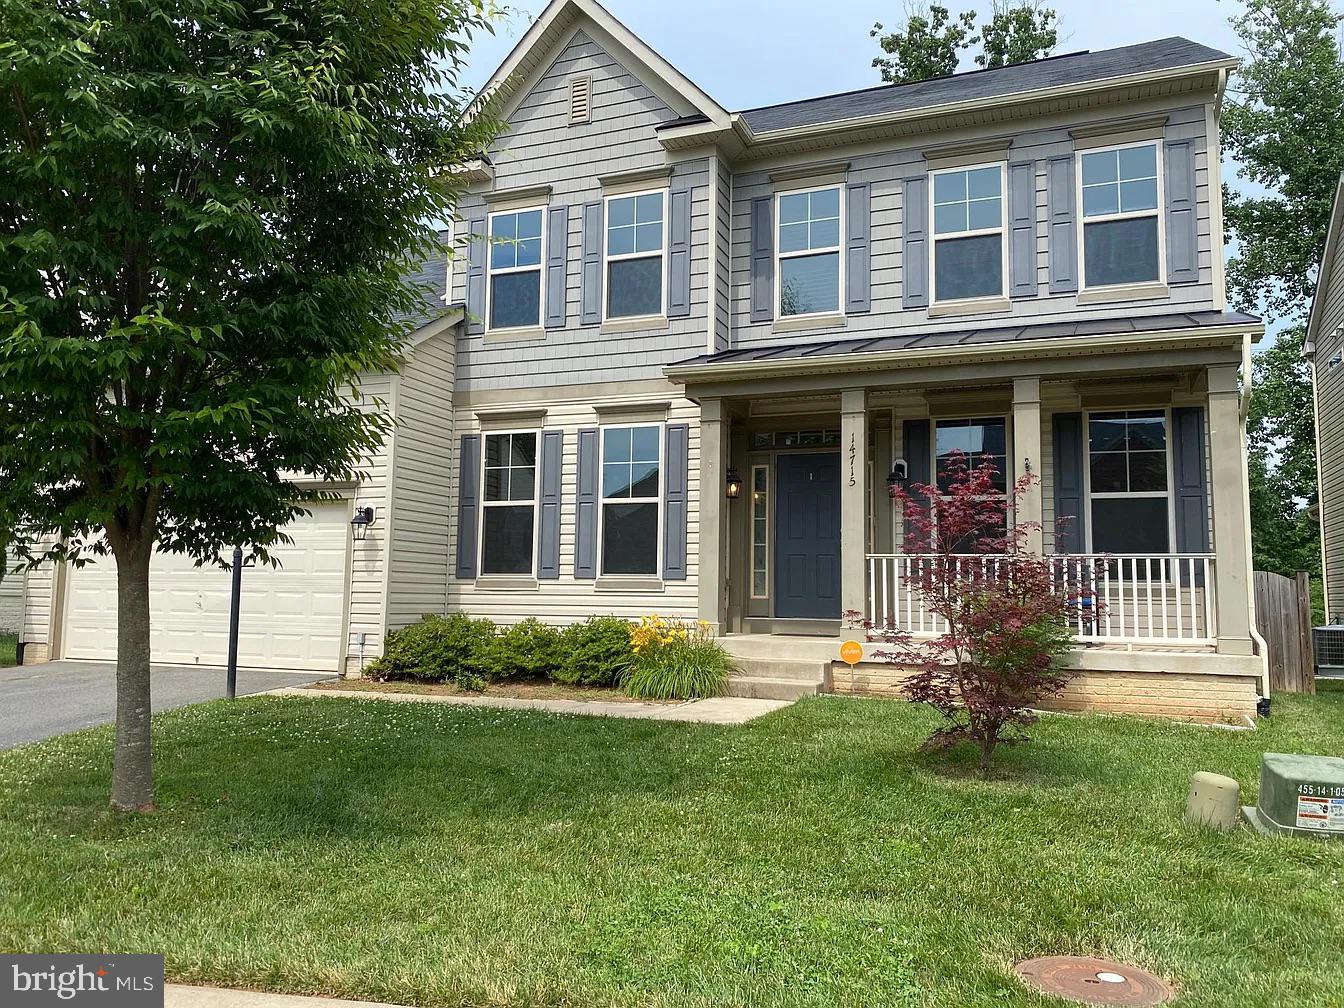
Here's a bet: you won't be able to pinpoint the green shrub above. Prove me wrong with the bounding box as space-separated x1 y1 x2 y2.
622 636 734 700
484 617 563 682
366 613 494 689
555 617 633 686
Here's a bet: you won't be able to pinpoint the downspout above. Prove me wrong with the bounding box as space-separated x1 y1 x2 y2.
1240 333 1272 697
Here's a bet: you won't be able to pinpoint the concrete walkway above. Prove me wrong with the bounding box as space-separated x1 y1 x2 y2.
267 685 791 723
168 986 403 1008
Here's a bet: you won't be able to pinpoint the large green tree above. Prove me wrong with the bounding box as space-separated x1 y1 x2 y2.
0 0 497 809
871 1 1057 85
1221 0 1344 577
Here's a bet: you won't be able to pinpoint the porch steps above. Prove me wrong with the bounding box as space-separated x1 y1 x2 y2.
724 657 826 701
719 633 849 664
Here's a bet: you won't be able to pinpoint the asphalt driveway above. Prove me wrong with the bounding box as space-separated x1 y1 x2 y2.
0 660 332 748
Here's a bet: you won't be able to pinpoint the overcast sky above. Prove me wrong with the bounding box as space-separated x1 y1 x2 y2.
459 0 1248 107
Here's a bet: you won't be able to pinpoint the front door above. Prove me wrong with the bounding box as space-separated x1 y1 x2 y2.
774 452 841 619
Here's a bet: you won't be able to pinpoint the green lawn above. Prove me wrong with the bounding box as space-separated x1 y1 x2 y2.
1 692 1342 1008
0 633 16 667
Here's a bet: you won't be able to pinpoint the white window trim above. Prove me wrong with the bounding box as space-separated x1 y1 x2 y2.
602 187 668 323
597 422 664 578
928 161 1009 307
1075 140 1167 294
1081 407 1177 555
750 462 770 600
478 428 541 578
484 206 547 336
774 183 845 321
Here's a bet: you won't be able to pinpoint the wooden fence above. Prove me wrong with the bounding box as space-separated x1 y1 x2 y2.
1253 570 1316 694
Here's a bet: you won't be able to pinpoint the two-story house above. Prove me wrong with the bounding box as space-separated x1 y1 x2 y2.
16 0 1268 722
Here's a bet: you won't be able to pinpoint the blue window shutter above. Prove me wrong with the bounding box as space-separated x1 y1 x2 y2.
749 195 774 323
574 427 598 578
1046 156 1078 294
537 431 563 579
845 182 871 313
902 419 931 548
454 434 481 579
667 184 692 318
1172 406 1209 555
580 201 602 325
1165 139 1199 285
1051 413 1085 553
544 206 568 329
901 175 928 309
465 218 486 335
1008 161 1038 299
663 423 689 580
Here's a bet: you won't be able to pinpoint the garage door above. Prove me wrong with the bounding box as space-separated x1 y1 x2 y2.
62 503 349 672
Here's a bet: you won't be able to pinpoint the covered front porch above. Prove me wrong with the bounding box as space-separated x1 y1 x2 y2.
668 314 1267 716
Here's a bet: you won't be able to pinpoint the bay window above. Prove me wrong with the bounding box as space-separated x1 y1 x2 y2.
481 432 537 575
600 425 661 575
487 208 544 330
1080 143 1162 288
777 186 841 317
931 164 1004 303
605 190 665 319
1087 410 1170 554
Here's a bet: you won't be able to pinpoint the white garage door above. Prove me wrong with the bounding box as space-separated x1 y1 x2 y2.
63 503 349 672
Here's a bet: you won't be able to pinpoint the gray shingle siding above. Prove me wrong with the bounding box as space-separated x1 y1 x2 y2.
738 38 1231 133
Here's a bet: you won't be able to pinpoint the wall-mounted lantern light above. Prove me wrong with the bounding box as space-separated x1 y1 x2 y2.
725 467 743 500
350 506 375 541
885 459 908 493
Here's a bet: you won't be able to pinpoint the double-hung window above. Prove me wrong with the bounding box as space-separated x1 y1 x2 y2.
605 190 665 319
600 425 661 576
934 417 1009 549
777 186 842 317
1079 143 1162 288
931 164 1005 303
1087 410 1170 554
487 208 544 331
481 432 537 575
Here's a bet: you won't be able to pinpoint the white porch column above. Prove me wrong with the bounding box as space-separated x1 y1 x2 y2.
698 397 728 633
1207 364 1255 655
1012 377 1044 553
840 389 868 624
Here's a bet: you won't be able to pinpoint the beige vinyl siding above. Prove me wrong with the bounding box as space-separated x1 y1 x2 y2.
1315 259 1344 621
729 99 1217 350
0 552 23 635
345 371 396 667
385 328 456 630
446 386 700 625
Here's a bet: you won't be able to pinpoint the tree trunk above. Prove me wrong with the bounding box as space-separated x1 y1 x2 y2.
110 537 154 811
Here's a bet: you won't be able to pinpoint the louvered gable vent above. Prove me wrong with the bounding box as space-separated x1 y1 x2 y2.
569 75 592 125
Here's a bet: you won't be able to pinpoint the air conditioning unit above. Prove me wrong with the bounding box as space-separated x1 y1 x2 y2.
1313 626 1344 676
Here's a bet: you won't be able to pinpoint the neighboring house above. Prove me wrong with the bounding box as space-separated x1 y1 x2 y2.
0 552 22 636
19 0 1268 721
1307 173 1344 625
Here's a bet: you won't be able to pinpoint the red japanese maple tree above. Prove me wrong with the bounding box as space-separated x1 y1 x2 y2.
850 451 1089 774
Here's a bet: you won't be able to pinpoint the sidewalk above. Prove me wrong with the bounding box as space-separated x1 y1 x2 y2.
266 685 792 724
168 987 406 1008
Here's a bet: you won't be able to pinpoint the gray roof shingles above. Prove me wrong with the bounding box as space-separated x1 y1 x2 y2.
738 37 1233 134
672 310 1261 370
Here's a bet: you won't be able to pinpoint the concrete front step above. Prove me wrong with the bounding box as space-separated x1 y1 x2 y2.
732 656 828 682
724 676 820 701
720 633 852 663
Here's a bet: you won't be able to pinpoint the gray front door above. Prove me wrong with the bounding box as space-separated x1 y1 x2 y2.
774 452 841 619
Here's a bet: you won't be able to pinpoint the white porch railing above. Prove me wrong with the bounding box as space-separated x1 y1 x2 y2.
866 553 1217 646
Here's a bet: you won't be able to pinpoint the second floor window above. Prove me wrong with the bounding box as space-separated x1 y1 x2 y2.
488 209 544 330
481 432 537 575
605 191 664 319
1080 143 1161 288
777 186 841 317
601 425 661 575
932 165 1004 303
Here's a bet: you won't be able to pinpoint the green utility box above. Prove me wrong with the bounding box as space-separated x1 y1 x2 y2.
1243 753 1344 840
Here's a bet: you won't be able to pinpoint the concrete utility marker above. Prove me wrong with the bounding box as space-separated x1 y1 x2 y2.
266 685 792 724
168 986 406 1008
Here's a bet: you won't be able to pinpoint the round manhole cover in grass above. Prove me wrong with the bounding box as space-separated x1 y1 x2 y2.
1014 956 1174 1006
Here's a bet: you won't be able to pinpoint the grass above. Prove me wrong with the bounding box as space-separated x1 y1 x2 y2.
310 678 664 703
1 693 1343 1007
0 633 16 667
